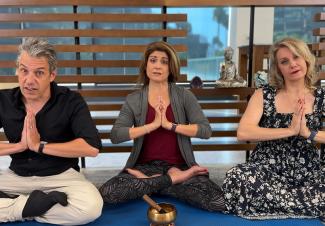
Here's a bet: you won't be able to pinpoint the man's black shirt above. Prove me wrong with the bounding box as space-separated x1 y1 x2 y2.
0 82 102 176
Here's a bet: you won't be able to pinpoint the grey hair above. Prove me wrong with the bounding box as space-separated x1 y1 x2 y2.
16 37 57 74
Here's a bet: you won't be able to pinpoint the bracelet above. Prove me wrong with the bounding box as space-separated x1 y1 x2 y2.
143 125 150 134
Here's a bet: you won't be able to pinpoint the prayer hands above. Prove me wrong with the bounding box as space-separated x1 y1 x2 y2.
20 109 41 152
152 102 163 130
153 95 172 130
289 98 310 138
158 96 172 130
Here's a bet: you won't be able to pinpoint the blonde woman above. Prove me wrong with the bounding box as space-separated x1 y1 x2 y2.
223 37 325 223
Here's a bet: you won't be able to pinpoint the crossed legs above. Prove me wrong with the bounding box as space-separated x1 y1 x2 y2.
99 161 225 211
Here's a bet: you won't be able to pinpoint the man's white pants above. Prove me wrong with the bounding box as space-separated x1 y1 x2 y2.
0 168 103 225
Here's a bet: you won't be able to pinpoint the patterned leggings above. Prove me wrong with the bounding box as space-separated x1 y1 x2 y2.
99 161 225 212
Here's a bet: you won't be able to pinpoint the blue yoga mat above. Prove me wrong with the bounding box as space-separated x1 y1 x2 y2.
3 196 323 226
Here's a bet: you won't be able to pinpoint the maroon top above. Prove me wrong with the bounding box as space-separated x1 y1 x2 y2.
138 103 185 165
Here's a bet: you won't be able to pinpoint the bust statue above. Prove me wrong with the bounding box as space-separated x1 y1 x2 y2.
216 46 247 87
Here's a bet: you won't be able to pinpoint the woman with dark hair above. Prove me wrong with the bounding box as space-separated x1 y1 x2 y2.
100 41 225 211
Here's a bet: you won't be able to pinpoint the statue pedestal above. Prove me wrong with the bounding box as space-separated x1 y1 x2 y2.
215 79 247 87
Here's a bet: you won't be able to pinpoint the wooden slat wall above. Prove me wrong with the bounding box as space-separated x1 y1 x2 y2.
0 14 186 22
165 0 325 6
0 0 323 7
0 0 190 155
313 12 325 81
0 1 187 85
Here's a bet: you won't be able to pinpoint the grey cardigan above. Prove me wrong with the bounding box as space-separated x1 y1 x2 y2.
110 83 212 168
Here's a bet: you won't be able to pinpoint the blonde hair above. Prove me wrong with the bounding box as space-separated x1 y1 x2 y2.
268 37 316 89
138 41 180 86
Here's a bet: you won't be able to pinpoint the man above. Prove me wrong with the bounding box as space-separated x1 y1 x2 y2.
0 37 103 225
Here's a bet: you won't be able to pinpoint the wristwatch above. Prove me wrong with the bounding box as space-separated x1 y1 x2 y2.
171 123 178 132
38 141 47 154
306 130 318 144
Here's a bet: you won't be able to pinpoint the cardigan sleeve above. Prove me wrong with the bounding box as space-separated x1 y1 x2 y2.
110 97 135 144
183 89 212 139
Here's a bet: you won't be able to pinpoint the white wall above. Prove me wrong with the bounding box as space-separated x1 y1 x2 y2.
0 83 18 89
228 7 275 66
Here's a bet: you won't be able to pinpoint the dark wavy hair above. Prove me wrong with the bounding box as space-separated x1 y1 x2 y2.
137 41 180 86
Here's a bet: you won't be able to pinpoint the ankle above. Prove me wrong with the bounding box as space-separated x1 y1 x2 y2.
22 190 68 218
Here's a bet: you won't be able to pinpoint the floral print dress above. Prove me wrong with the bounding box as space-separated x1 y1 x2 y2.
223 85 325 219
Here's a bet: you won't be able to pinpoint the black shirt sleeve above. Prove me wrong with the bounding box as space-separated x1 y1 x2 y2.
69 92 102 150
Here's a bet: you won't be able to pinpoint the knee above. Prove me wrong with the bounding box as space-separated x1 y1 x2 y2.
99 181 116 203
99 175 140 204
77 191 103 224
207 194 226 212
224 166 243 183
226 164 255 181
68 188 103 225
99 182 109 200
227 165 245 175
223 165 250 191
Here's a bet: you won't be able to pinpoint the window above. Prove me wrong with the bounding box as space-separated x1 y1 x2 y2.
168 7 230 81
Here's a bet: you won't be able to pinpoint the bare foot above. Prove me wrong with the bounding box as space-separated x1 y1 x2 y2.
167 165 208 184
126 168 162 179
126 168 148 178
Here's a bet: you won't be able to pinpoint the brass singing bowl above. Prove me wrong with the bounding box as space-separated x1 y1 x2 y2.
147 203 177 225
